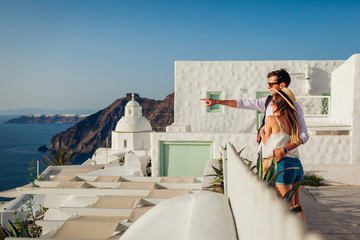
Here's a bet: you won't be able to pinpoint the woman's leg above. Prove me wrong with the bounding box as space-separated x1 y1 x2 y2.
276 183 306 223
293 184 305 222
275 184 293 200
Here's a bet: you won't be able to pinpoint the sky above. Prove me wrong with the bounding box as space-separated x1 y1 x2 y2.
0 0 359 113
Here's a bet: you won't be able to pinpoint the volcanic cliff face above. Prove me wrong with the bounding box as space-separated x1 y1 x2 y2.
50 93 174 153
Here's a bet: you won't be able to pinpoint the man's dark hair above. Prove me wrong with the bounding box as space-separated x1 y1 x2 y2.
267 69 291 87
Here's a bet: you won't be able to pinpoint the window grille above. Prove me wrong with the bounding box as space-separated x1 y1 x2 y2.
297 96 331 117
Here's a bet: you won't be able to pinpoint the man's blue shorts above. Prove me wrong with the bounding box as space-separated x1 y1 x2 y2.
276 157 304 185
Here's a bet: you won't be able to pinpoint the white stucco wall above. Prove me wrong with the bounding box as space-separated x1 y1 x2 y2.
351 55 360 164
331 57 355 125
299 135 351 164
111 131 119 149
173 60 344 133
112 131 151 151
111 132 134 150
150 131 352 177
331 54 360 164
133 132 151 151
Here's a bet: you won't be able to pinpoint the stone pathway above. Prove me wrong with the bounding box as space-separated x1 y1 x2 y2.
301 186 360 240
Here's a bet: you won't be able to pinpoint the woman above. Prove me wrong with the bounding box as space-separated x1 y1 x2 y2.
259 87 305 221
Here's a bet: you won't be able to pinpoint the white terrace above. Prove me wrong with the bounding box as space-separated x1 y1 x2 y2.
1 145 324 240
1 165 201 239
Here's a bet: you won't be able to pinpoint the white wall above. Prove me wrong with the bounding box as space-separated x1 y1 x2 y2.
331 57 355 125
111 132 133 150
331 54 360 164
351 55 360 164
112 131 151 151
299 135 351 164
226 144 323 240
133 132 151 151
150 131 352 177
111 131 118 149
173 60 343 133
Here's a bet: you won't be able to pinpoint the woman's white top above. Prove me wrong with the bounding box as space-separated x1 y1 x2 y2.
262 116 300 158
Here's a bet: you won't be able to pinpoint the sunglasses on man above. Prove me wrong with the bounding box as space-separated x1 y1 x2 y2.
267 81 283 88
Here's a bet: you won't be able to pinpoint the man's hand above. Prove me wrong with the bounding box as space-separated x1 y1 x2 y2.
272 142 301 162
273 148 285 162
200 99 238 108
200 98 217 106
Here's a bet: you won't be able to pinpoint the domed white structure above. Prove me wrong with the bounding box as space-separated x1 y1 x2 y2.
115 94 152 132
112 93 153 151
90 93 152 175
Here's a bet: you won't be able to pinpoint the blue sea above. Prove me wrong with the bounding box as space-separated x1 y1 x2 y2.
0 115 89 199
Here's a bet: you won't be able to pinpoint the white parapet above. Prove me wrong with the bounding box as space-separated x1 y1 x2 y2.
226 143 324 240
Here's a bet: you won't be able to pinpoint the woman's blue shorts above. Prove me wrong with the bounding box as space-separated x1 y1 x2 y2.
276 157 304 185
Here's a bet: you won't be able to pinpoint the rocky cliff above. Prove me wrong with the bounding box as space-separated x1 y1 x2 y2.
50 93 174 153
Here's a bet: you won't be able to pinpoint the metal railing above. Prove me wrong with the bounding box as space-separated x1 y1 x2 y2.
297 96 330 118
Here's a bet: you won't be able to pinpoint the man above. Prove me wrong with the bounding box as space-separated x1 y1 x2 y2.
200 69 309 161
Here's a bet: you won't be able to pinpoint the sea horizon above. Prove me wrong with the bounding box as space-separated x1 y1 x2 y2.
0 115 90 201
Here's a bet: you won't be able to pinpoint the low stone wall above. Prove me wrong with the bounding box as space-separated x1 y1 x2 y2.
226 143 324 240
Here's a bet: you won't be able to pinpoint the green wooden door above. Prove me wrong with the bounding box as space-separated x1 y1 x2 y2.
160 141 213 177
256 91 271 129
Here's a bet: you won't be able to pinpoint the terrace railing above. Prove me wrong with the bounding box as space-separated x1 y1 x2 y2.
297 96 331 118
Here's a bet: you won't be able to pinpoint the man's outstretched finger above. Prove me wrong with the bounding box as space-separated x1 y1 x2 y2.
200 98 212 106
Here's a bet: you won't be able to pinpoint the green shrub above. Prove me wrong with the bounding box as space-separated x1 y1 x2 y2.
204 144 226 194
303 172 325 187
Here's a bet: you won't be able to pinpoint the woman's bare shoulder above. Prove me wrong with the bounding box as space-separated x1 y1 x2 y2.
265 115 277 124
266 116 280 131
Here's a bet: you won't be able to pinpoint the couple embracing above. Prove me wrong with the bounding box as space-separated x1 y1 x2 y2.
201 69 308 221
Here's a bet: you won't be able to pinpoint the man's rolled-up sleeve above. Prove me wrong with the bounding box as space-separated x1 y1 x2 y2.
236 97 267 112
294 102 309 144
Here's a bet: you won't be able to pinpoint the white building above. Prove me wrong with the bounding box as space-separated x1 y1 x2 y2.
151 54 360 185
89 93 153 176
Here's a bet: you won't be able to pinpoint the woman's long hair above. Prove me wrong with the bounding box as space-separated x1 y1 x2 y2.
272 94 302 145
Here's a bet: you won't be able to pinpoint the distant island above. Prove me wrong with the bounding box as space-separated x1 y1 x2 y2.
5 114 90 124
38 144 49 151
0 108 95 115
